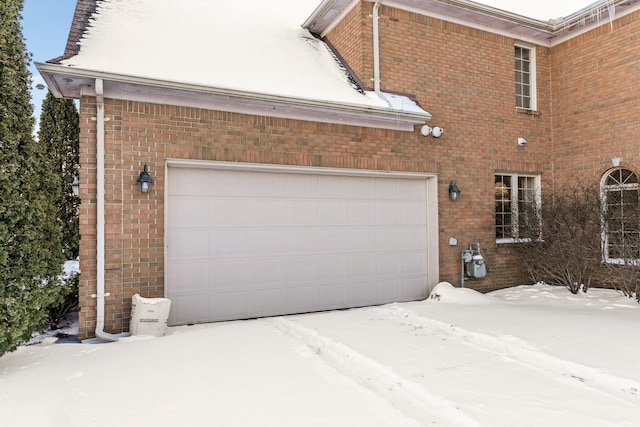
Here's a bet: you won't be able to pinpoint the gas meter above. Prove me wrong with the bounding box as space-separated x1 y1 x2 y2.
461 243 486 286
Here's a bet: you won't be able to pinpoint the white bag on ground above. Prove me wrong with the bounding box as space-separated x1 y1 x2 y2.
130 294 172 337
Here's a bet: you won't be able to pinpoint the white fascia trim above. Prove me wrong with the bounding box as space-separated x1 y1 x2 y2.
304 0 360 38
37 63 431 131
548 4 640 46
382 0 552 47
166 158 437 180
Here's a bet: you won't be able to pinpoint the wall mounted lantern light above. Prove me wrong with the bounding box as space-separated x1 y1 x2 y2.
137 165 154 193
71 176 79 197
448 181 461 201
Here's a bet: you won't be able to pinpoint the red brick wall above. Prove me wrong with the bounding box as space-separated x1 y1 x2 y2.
78 3 563 338
551 10 640 187
326 2 371 87
332 4 553 292
78 98 445 338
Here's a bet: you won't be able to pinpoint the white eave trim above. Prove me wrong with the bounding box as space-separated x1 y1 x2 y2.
306 0 640 47
167 158 436 179
36 63 431 131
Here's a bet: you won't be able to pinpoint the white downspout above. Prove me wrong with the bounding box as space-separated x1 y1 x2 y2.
92 78 119 342
372 0 382 95
372 0 393 109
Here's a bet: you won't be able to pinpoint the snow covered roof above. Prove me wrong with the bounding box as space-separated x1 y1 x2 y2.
37 0 431 131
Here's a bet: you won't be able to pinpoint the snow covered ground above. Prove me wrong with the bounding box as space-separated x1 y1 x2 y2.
1 282 639 426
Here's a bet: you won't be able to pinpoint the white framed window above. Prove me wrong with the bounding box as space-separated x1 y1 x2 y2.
495 173 541 243
601 168 640 264
515 44 537 111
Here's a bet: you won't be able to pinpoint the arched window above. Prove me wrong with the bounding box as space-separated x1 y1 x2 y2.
601 168 640 263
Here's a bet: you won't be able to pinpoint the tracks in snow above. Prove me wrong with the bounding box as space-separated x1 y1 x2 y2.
371 305 640 401
270 304 639 426
269 316 479 427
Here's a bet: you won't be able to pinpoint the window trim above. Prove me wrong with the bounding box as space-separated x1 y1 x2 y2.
495 173 541 244
515 43 537 112
600 167 640 264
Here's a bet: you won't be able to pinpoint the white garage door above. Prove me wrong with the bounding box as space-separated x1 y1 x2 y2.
166 162 438 326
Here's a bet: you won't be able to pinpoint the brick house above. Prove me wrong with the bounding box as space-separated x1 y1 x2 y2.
37 0 640 340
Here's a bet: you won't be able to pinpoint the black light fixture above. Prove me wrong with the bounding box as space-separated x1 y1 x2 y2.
137 165 154 193
448 181 461 201
71 176 79 197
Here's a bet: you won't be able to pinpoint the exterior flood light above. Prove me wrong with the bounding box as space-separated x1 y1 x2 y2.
137 165 154 193
448 181 461 201
420 125 444 138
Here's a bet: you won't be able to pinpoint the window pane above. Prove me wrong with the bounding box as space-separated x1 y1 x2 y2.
515 46 532 109
602 168 640 261
495 175 513 238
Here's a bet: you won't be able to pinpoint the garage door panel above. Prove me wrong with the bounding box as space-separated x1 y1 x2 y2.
317 284 348 308
403 227 428 250
286 286 319 312
285 228 318 253
252 171 286 197
402 179 427 198
375 278 401 301
347 177 374 199
403 252 427 275
170 230 209 259
376 201 401 225
171 261 209 292
172 293 210 324
213 170 252 196
347 280 375 306
210 198 250 226
285 173 315 197
171 197 209 227
402 201 427 224
347 201 374 225
247 288 288 317
208 260 247 290
286 199 318 225
167 165 436 326
317 228 348 252
317 255 348 280
209 291 249 320
317 200 347 225
348 254 376 277
375 178 401 199
209 229 247 257
249 199 286 226
246 229 286 256
376 253 402 276
317 175 347 197
347 229 375 251
376 228 401 249
247 259 285 286
403 277 429 300
285 256 318 284
169 169 212 196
